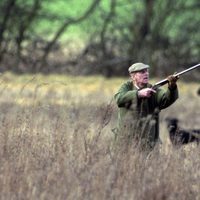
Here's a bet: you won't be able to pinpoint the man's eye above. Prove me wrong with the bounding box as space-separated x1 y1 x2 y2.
141 70 148 74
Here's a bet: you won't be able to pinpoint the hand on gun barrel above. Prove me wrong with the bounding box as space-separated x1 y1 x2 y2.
167 75 179 89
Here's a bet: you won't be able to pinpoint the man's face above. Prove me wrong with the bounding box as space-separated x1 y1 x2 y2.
130 69 149 85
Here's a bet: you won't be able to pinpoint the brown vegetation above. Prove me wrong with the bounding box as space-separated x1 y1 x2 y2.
0 74 199 199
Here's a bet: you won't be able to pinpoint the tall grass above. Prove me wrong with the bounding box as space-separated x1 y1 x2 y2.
0 73 199 199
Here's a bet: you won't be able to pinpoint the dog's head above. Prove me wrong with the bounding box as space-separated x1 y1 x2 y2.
165 117 179 132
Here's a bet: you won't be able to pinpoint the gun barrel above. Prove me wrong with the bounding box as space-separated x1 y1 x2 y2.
174 63 200 77
152 63 200 89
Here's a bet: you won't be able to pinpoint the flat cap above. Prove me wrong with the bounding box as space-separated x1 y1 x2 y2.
128 62 149 73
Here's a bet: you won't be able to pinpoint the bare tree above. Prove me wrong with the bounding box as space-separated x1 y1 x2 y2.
0 0 199 76
39 0 101 70
100 0 116 57
0 0 17 61
15 0 42 65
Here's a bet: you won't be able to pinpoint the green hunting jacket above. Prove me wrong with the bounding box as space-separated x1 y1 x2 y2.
114 81 178 150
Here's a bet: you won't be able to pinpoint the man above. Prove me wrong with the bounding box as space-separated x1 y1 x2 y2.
114 62 179 151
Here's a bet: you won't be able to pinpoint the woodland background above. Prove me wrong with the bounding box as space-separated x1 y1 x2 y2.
0 0 199 78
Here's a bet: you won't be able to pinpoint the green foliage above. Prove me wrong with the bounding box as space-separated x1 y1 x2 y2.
0 0 199 74
34 0 96 40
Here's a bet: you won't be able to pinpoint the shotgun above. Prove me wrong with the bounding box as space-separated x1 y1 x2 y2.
152 63 200 90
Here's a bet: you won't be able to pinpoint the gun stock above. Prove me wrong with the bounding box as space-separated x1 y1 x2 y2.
152 63 200 90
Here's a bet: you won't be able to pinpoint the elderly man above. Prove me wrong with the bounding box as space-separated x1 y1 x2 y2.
114 62 179 151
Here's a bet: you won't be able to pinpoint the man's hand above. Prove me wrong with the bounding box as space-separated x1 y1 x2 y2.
167 75 179 89
138 88 156 98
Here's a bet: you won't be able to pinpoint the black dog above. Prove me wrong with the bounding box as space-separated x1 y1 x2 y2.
165 117 200 146
197 88 200 96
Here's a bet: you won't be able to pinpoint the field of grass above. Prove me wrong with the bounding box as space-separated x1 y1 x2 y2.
0 72 199 199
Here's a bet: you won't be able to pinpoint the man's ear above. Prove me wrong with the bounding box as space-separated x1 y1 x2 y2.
130 73 135 80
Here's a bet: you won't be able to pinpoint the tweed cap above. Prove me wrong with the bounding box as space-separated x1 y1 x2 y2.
128 62 149 73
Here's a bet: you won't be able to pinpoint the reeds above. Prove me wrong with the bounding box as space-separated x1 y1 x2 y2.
0 73 199 199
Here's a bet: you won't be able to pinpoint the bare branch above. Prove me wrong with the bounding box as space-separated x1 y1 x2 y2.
41 0 101 66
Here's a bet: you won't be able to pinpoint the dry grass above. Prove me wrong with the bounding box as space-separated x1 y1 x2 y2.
0 72 199 200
